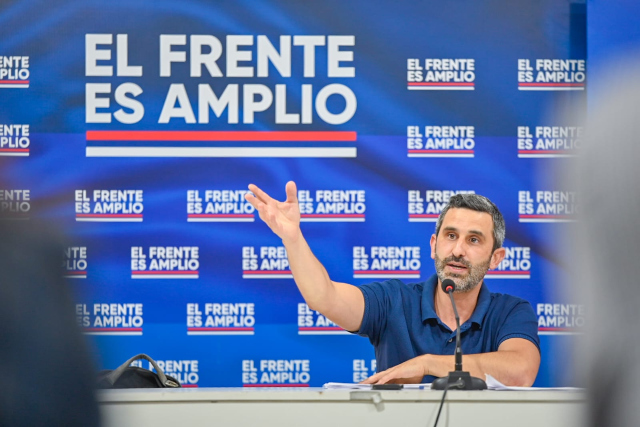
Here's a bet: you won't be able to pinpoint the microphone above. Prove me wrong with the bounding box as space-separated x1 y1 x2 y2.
431 279 487 390
441 279 455 293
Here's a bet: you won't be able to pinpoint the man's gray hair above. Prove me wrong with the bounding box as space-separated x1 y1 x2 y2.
435 193 506 252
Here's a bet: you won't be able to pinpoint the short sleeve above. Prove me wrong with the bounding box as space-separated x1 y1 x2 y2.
496 300 540 352
354 280 402 346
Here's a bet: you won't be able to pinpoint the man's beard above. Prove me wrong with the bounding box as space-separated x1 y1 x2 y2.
434 252 492 293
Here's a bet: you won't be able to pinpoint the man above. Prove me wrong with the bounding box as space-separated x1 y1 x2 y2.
245 182 540 386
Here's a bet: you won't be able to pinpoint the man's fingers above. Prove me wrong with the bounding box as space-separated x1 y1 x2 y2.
244 193 266 211
248 184 274 205
285 181 298 203
375 375 392 385
360 374 378 384
360 370 388 384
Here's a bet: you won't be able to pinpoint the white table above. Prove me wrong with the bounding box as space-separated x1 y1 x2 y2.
98 387 585 427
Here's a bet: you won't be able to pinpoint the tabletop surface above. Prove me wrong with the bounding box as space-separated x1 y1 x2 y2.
97 387 586 403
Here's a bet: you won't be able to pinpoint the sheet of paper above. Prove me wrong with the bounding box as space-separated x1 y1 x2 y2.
323 377 582 391
485 374 582 391
323 382 431 390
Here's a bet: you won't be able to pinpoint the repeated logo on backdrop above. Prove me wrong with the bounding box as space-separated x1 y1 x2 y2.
64 247 88 279
242 246 292 278
536 303 584 335
131 246 199 278
407 126 476 158
75 189 144 221
518 191 578 222
0 124 30 156
0 189 31 220
517 59 586 90
353 246 421 279
242 359 311 387
298 189 366 222
187 190 254 222
407 58 475 90
187 303 255 335
0 56 30 88
517 126 582 158
78 303 144 335
485 246 531 279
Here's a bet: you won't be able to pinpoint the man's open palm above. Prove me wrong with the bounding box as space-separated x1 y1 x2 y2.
245 181 301 242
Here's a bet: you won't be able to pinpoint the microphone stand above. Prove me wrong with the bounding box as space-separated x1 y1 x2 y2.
431 285 487 390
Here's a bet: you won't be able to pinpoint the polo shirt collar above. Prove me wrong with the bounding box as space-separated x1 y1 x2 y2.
421 274 491 328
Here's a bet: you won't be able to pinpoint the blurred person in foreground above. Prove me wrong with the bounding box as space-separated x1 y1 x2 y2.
573 58 640 427
0 220 100 426
246 186 540 386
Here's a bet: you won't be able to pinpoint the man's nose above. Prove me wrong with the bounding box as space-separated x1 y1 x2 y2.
452 239 467 258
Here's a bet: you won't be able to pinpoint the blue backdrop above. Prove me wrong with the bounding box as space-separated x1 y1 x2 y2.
0 0 587 387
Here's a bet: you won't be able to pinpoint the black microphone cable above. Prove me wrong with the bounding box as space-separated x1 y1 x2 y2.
432 378 464 427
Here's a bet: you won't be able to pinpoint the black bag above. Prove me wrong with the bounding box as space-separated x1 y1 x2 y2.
97 354 181 389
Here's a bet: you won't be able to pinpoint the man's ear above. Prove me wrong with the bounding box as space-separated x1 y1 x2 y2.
489 247 506 269
430 234 437 260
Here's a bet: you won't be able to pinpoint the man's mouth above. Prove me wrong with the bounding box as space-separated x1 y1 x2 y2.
446 262 468 272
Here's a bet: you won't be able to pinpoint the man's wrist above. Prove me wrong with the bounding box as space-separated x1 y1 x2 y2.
421 354 432 377
282 229 304 248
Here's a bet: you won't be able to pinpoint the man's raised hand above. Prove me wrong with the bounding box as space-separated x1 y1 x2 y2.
245 181 301 243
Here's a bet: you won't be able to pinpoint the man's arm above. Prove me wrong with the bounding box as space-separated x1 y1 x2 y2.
361 338 540 387
245 181 365 332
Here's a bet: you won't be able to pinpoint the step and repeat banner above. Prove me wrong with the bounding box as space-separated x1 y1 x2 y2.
0 0 585 387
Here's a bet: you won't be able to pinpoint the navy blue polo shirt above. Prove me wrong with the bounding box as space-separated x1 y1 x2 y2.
356 274 540 382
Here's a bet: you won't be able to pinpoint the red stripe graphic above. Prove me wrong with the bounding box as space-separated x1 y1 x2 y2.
132 271 198 275
408 150 474 154
243 384 310 388
64 271 87 275
0 148 29 152
301 214 365 218
188 214 254 218
188 327 254 331
76 214 143 218
519 215 575 218
354 270 420 274
486 271 530 275
409 214 439 218
181 384 199 388
84 328 142 332
538 327 580 331
0 80 30 84
408 82 475 86
299 327 344 331
243 270 292 274
519 83 584 87
518 150 574 154
86 131 357 141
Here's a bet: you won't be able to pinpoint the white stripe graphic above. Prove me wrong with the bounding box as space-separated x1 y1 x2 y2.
76 218 142 222
518 87 584 91
408 154 474 158
87 147 357 158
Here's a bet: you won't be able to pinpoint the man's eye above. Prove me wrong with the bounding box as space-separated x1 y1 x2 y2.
447 233 456 239
470 237 479 243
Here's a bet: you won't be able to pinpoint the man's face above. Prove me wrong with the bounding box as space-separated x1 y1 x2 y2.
430 208 505 293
